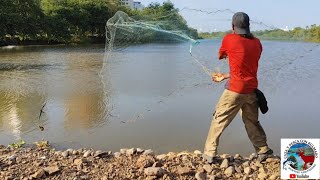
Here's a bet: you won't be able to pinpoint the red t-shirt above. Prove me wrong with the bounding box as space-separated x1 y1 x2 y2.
219 34 262 94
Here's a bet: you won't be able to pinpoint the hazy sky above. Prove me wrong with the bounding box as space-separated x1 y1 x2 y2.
138 0 320 32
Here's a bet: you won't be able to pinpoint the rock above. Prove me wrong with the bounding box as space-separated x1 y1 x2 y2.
244 167 252 175
255 161 263 168
259 167 267 174
143 149 154 156
220 154 230 159
249 153 256 161
220 159 229 168
136 156 155 168
0 149 8 156
215 172 222 179
54 151 61 156
229 156 234 162
5 176 14 180
156 154 167 160
152 162 163 167
8 160 15 165
203 164 213 173
43 165 60 175
197 167 205 173
235 166 241 173
137 148 144 153
234 154 241 159
31 169 45 179
72 150 78 155
80 175 88 179
146 176 157 180
266 158 273 163
242 161 250 167
66 149 73 153
234 159 243 166
83 150 91 158
74 158 87 166
207 175 216 180
258 172 268 179
114 152 121 158
182 156 189 162
235 174 242 178
94 151 108 158
166 152 176 160
194 150 202 155
224 166 235 177
39 156 46 160
62 151 69 158
126 148 136 156
268 174 278 180
242 175 249 180
8 154 18 161
195 172 206 180
35 162 43 167
251 165 258 171
120 148 128 154
144 167 165 177
94 150 102 156
177 167 195 175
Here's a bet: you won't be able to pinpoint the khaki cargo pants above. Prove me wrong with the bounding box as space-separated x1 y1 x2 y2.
204 89 270 156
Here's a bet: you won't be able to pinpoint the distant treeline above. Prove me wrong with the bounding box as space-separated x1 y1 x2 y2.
0 0 198 46
199 25 320 42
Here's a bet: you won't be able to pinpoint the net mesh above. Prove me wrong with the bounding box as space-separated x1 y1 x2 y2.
102 8 320 122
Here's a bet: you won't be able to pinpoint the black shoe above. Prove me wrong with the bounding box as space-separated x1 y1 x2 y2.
257 149 273 162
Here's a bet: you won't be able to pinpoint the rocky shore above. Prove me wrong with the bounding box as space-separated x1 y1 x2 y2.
0 142 280 180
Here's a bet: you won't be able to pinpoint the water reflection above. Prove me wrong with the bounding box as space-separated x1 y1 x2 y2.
0 91 46 140
62 52 108 129
0 45 112 144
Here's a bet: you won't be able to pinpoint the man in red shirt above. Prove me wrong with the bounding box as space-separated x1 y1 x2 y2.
203 12 273 163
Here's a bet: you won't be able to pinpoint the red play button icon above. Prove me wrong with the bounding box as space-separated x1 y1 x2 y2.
290 174 296 178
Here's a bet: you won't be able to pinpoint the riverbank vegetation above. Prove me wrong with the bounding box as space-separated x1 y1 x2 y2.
199 25 320 42
1 0 318 46
0 0 198 46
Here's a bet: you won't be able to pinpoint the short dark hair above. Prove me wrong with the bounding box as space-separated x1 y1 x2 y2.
232 12 250 35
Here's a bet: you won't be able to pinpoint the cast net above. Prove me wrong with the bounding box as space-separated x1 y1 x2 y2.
102 7 320 123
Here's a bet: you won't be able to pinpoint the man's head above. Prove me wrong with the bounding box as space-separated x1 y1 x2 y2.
232 12 250 35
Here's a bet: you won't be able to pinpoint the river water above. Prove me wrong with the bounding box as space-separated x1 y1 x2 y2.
0 40 319 156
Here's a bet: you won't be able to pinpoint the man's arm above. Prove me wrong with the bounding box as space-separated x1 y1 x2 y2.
218 36 228 60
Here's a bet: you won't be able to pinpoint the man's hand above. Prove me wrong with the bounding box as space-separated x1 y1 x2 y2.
211 73 229 82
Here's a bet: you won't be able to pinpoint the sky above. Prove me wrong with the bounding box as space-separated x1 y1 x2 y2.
138 0 320 32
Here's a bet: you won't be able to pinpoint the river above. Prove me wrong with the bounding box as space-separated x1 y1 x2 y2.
0 40 319 156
